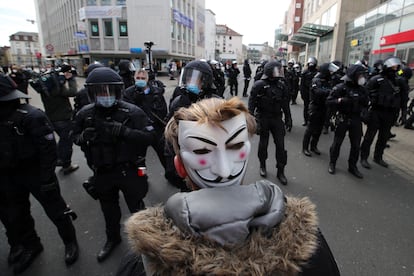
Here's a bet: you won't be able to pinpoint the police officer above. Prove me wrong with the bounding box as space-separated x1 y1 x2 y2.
326 65 369 178
0 74 79 273
165 60 218 191
227 61 240 96
123 68 168 170
209 60 225 97
242 59 252 97
302 62 339 157
300 57 318 126
360 56 408 169
72 67 154 262
118 59 136 88
286 59 300 105
248 60 292 185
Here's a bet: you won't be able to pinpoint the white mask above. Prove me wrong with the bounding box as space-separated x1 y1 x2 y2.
358 77 366 86
178 113 251 189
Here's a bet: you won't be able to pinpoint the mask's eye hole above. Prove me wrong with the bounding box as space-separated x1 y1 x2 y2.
226 142 244 150
193 148 211 155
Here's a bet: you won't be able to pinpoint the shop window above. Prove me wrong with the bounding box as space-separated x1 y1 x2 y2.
406 48 414 68
87 0 96 5
101 0 111 6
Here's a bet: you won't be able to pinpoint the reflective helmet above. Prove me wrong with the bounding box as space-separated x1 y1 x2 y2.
293 63 301 72
0 74 30 101
85 67 124 108
342 64 366 84
307 56 318 67
383 56 402 72
85 62 104 77
118 59 136 75
288 58 295 65
262 60 284 79
179 60 213 94
373 59 384 71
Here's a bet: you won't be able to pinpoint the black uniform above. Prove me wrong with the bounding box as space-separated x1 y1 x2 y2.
249 67 291 185
212 67 225 97
326 65 369 175
300 66 318 125
302 65 334 155
242 60 252 97
0 102 78 271
227 64 240 96
360 67 408 166
285 65 300 104
73 101 154 243
123 84 168 168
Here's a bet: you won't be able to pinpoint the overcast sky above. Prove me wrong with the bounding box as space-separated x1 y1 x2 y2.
0 0 289 47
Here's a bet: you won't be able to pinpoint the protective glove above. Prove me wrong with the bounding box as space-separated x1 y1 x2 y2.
285 118 292 132
101 121 126 137
80 127 97 142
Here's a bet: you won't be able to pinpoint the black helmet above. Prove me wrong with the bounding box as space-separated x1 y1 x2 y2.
400 66 413 80
307 57 318 67
0 74 30 101
262 60 284 79
85 62 104 77
179 60 213 94
342 64 366 84
383 56 402 72
118 59 136 75
85 67 124 108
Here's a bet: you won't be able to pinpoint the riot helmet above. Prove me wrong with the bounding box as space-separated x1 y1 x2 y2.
85 67 124 108
262 60 284 79
293 63 301 72
84 62 104 77
373 59 383 71
288 59 295 66
209 59 220 70
0 74 30 102
179 60 213 95
342 64 366 85
307 57 318 67
400 66 413 80
118 59 136 75
383 56 402 72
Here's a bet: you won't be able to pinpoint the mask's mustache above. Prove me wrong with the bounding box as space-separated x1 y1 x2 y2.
199 164 245 183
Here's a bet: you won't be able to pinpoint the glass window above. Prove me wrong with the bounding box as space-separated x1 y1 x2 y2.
101 0 111 5
91 21 99 36
296 3 301 8
396 49 407 61
407 48 414 68
104 21 113 36
87 0 96 5
116 0 126 5
295 16 300 22
119 21 128 36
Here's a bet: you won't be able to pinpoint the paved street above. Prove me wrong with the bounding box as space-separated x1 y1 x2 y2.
1 70 414 276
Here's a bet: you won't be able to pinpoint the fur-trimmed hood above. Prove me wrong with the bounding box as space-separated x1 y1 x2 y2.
126 192 319 276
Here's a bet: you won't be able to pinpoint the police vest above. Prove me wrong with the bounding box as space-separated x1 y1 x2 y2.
256 79 287 116
370 76 402 109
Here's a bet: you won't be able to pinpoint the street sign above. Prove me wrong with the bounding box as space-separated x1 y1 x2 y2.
46 44 54 52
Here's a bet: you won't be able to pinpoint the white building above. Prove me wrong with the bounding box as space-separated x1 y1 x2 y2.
215 24 243 63
34 0 206 74
204 9 216 60
9 32 41 67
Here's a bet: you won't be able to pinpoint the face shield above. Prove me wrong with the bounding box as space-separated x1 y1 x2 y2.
128 62 136 72
328 62 340 74
179 67 204 95
384 57 402 71
86 83 123 108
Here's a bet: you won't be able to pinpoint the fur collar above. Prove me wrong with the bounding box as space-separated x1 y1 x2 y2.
126 196 318 275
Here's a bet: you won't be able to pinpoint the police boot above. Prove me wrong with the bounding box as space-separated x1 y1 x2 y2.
328 162 336 174
97 238 121 262
13 243 43 274
277 166 288 185
310 147 321 155
360 159 371 169
64 240 79 266
8 245 24 264
62 164 79 175
259 161 266 177
348 166 363 179
374 158 389 168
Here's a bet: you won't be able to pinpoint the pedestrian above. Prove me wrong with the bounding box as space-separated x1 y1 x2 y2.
326 64 369 178
0 74 79 274
30 63 79 175
164 60 219 192
360 56 408 169
248 60 292 185
302 62 339 157
168 60 177 80
242 59 252 97
227 60 240 96
119 97 340 276
300 57 318 126
123 68 168 174
72 67 155 262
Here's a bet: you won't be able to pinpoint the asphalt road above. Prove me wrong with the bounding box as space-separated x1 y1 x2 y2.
1 71 413 276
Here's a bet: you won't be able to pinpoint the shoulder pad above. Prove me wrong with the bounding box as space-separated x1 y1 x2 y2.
16 108 29 114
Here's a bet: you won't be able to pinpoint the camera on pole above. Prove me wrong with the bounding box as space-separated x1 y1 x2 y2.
144 41 155 72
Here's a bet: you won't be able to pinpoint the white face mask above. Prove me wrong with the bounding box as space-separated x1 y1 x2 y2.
358 77 366 86
178 113 251 189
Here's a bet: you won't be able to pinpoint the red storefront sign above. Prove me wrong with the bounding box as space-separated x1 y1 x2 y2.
380 29 414 46
372 47 395 55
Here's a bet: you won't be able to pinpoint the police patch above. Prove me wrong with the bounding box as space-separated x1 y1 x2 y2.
44 133 55 140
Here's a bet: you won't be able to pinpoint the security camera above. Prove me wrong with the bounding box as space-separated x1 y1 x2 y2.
144 41 155 48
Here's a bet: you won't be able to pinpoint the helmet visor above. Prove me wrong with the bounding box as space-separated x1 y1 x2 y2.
384 57 402 70
87 84 123 106
273 66 284 78
328 62 340 74
179 68 203 88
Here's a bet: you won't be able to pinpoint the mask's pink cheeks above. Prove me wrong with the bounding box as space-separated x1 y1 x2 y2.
239 151 246 160
199 159 207 166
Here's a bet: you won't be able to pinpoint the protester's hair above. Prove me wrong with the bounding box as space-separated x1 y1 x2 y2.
165 97 256 154
134 69 148 79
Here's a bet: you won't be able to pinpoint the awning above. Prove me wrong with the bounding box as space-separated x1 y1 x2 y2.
287 23 334 45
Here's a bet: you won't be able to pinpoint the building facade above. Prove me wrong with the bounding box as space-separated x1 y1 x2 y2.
215 24 243 63
8 32 41 67
344 0 414 68
34 0 207 74
204 9 217 60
